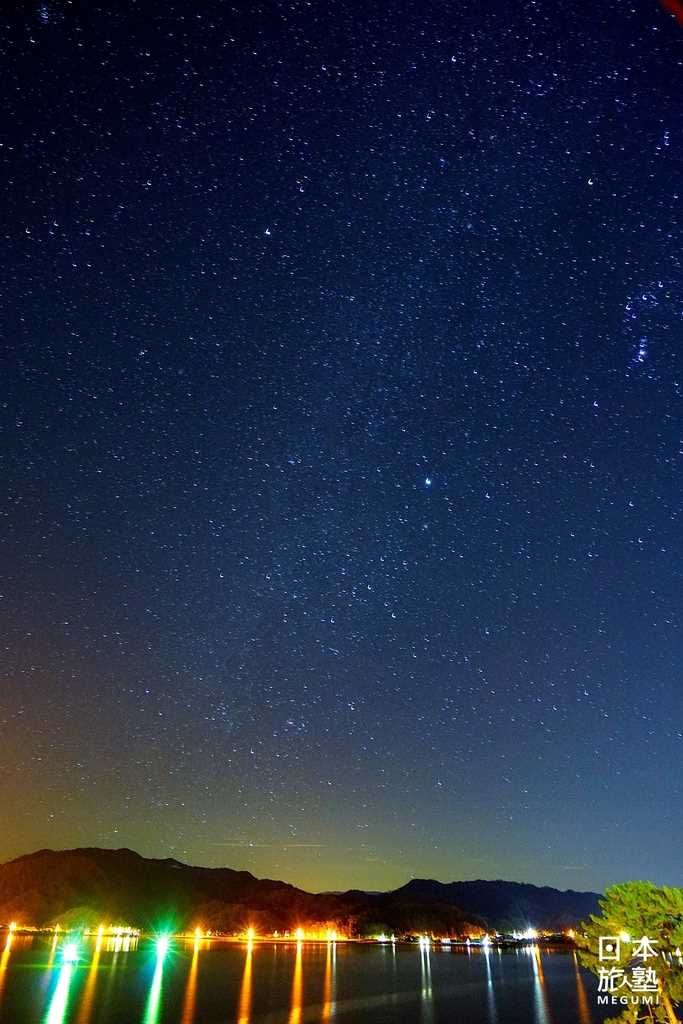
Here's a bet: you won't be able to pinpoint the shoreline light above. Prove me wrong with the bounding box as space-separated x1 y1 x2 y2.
61 941 80 964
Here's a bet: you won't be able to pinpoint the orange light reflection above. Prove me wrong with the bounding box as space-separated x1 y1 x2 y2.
75 934 103 1024
237 940 253 1024
180 940 200 1024
321 939 336 1020
0 933 13 1010
572 951 591 1024
288 942 303 1024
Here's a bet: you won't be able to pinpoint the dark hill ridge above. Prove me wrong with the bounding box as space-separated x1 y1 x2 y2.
0 848 600 934
390 878 600 931
0 848 326 934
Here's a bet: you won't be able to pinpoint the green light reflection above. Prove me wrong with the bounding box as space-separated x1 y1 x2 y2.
143 944 168 1024
43 963 76 1024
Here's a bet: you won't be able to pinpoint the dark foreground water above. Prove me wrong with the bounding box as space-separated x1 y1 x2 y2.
0 936 610 1024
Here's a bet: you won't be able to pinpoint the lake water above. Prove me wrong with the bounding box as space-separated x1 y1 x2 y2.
0 935 610 1024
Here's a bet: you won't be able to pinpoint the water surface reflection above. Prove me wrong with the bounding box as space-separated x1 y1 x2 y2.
321 941 336 1021
0 935 608 1024
237 940 253 1024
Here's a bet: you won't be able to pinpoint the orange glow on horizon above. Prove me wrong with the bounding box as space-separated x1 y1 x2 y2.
287 924 347 943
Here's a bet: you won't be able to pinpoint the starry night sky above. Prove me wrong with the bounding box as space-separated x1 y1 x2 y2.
2 1 683 895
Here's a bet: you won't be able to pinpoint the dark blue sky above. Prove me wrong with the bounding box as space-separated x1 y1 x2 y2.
2 0 682 892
